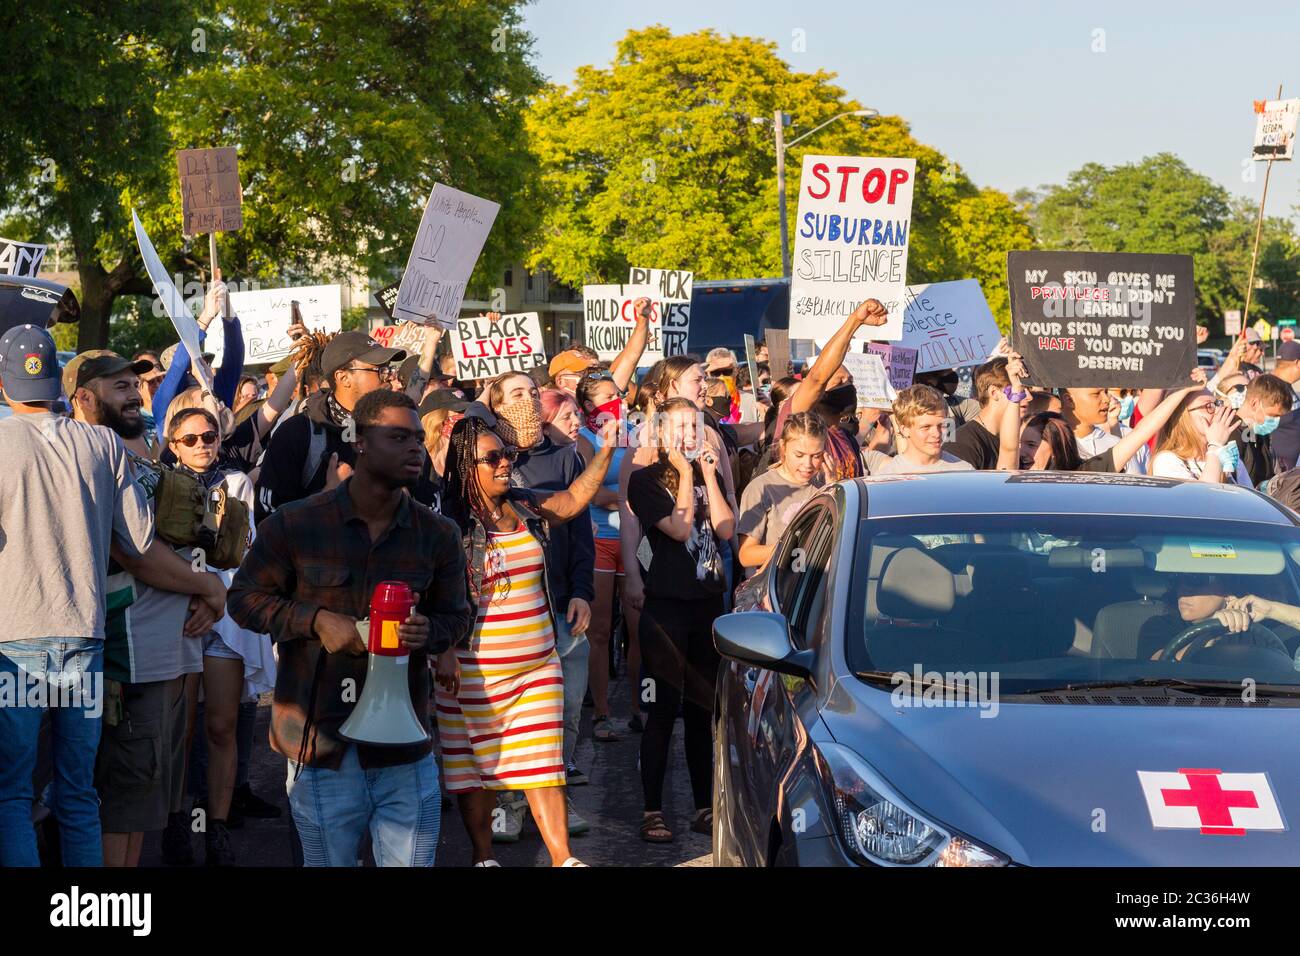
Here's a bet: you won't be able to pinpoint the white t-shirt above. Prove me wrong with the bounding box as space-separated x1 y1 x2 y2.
1151 450 1252 486
870 452 975 476
1077 425 1150 476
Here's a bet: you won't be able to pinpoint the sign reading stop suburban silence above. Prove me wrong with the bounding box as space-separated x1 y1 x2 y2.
582 284 662 362
177 147 243 234
451 311 547 380
1007 251 1197 390
628 267 692 357
790 154 915 342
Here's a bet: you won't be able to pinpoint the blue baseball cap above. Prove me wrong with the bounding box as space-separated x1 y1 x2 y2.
0 323 60 403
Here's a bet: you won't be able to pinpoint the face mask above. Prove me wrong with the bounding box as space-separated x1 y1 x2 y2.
1118 395 1136 421
1253 415 1281 437
586 398 622 432
821 383 857 415
495 397 542 449
708 395 731 420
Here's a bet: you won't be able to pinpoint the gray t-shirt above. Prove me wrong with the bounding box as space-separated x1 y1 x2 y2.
869 451 976 475
737 470 824 547
0 413 153 642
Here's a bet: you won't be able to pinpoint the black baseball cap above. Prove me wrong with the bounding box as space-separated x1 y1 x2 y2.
321 331 407 379
0 324 61 402
1278 341 1300 362
419 389 470 418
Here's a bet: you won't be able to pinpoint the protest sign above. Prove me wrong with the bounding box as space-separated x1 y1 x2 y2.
372 321 430 352
451 311 546 380
789 154 915 342
897 279 999 375
1224 309 1242 336
0 237 46 277
628 267 691 356
841 352 896 409
1007 251 1196 389
131 209 214 391
582 284 662 362
1253 98 1300 161
376 280 401 318
203 285 342 365
177 148 243 234
866 342 919 391
393 183 499 330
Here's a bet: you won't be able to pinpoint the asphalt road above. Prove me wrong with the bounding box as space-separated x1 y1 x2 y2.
141 679 713 868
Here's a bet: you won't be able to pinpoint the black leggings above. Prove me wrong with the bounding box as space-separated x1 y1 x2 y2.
639 594 724 813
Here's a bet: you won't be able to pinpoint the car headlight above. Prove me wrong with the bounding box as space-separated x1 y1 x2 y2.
818 742 1008 867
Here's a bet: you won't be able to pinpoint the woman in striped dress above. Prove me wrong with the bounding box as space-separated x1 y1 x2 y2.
436 414 615 867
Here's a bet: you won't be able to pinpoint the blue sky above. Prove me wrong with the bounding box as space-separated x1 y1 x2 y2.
521 0 1299 212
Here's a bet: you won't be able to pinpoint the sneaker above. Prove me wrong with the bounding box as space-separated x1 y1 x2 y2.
567 798 590 836
232 783 282 820
566 763 589 787
204 820 237 867
161 811 194 866
491 793 529 844
561 856 588 866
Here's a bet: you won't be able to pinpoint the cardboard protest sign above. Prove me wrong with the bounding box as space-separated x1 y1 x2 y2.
1253 98 1300 161
451 311 546 380
582 284 662 362
866 342 919 391
393 184 499 330
841 352 896 409
898 279 1000 375
131 209 214 391
376 280 401 318
372 321 430 352
177 148 243 234
202 285 342 365
0 237 46 277
789 155 915 342
628 267 691 356
1007 251 1196 389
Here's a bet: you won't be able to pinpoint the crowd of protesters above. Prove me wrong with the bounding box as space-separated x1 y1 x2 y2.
3 272 1297 869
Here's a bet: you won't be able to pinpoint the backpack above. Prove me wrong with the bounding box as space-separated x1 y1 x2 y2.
153 469 251 569
301 417 330 489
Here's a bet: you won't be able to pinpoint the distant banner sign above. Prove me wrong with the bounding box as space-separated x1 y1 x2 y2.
628 267 691 357
132 209 214 392
1224 309 1242 336
789 154 915 342
0 237 46 277
898 279 1001 375
451 311 547 380
1008 251 1196 389
376 280 401 318
865 342 919 391
841 352 896 409
582 284 662 362
205 285 342 365
372 321 430 352
177 147 243 234
393 183 499 330
1253 98 1300 162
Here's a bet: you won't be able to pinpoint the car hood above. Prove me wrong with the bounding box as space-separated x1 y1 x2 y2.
822 679 1300 865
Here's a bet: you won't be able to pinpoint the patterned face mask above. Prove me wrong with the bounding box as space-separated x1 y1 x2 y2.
495 398 542 449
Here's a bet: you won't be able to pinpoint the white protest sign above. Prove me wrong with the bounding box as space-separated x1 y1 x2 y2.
582 284 662 362
203 285 342 365
899 279 1000 375
451 311 547 380
1224 310 1242 336
790 154 915 342
393 183 500 330
0 237 46 277
1253 98 1300 162
841 352 896 409
628 267 692 357
132 209 214 391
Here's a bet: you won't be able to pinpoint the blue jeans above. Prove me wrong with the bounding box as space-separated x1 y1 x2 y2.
554 616 589 767
0 638 104 867
286 746 440 867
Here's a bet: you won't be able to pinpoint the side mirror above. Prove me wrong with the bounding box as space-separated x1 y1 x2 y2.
713 611 814 683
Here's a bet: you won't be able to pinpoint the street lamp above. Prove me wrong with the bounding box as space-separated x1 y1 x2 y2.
768 108 878 277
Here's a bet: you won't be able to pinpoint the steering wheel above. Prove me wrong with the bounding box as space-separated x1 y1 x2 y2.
1159 618 1289 662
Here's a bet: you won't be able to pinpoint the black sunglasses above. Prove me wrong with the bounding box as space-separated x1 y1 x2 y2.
476 448 519 467
173 431 218 447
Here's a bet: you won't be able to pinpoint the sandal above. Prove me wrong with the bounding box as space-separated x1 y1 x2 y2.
593 715 619 742
690 807 713 836
640 812 674 843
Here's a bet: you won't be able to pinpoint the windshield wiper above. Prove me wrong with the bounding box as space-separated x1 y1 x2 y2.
1015 677 1300 698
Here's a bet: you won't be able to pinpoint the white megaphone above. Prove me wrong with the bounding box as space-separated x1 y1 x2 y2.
339 582 431 746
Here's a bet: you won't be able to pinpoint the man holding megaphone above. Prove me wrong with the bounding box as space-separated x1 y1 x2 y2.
228 389 472 867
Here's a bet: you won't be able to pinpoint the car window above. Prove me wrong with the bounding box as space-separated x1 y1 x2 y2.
772 507 825 617
784 513 836 649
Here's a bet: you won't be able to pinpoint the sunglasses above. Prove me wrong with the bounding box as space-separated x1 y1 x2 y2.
172 431 218 447
476 448 519 468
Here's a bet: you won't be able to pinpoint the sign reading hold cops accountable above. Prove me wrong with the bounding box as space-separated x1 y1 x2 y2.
582 284 661 362
451 311 547 380
897 279 1000 375
1008 251 1196 389
628 267 691 357
393 184 499 330
790 155 915 342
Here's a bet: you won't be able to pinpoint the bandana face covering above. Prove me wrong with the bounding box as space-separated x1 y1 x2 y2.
587 398 622 432
495 397 542 448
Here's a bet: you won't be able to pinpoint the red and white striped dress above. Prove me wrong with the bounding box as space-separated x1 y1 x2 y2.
436 524 565 792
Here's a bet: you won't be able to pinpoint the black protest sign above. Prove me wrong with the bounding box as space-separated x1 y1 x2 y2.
1008 251 1196 389
376 280 401 318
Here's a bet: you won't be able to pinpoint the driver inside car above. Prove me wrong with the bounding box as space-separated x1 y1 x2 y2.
1138 575 1298 661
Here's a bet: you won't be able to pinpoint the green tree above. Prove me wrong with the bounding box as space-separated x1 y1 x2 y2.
526 27 1033 328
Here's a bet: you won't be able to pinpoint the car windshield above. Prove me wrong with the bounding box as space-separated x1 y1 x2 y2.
848 515 1300 696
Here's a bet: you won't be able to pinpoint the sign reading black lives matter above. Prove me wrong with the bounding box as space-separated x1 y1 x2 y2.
1008 251 1196 389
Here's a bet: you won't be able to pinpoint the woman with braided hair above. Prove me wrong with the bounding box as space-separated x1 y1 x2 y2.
435 414 618 866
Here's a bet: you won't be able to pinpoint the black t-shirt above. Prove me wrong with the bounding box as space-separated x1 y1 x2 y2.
628 462 726 601
944 419 999 470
